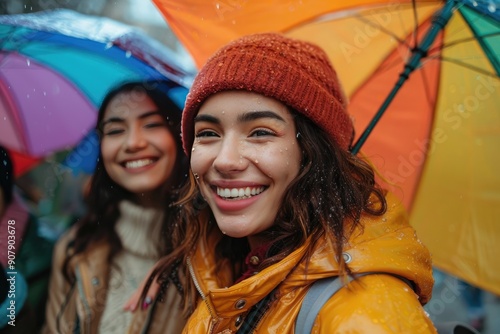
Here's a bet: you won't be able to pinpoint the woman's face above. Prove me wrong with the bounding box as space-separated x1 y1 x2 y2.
191 91 301 247
100 91 177 196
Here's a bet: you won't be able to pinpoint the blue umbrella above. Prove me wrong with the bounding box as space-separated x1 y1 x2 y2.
0 8 193 158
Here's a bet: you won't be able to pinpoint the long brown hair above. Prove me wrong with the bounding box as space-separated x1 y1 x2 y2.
147 107 386 316
62 81 188 283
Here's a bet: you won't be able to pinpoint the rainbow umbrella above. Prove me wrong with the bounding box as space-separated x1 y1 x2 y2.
151 0 500 294
0 8 192 159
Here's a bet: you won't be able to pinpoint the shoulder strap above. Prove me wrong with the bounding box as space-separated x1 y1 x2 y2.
295 275 353 334
295 273 481 334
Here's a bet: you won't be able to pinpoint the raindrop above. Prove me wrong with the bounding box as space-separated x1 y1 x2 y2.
3 117 6 121
26 94 30 99
43 91 47 96
125 51 132 58
221 110 225 114
26 59 30 66
216 3 220 9
488 2 496 12
471 0 478 6
254 159 259 164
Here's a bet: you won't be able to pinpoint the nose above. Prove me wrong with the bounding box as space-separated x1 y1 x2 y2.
125 126 147 151
213 138 248 174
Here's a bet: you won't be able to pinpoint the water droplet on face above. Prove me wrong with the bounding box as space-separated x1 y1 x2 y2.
254 160 259 164
221 110 225 114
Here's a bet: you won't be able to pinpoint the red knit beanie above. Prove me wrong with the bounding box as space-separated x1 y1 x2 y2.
181 33 353 155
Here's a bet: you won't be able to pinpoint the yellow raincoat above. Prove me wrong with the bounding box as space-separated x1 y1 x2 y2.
183 192 436 333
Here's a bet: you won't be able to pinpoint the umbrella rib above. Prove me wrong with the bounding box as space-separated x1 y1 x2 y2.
352 13 410 48
458 6 500 76
432 54 499 78
428 31 500 53
411 0 420 48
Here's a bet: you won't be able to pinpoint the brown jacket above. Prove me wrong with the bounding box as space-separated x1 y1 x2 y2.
183 192 437 333
43 227 186 334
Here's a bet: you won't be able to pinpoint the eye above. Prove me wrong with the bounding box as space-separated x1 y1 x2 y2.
103 127 125 136
250 128 276 137
144 121 166 129
143 115 167 129
195 129 219 138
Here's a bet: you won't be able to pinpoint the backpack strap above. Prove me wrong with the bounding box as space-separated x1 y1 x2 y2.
295 275 346 334
295 273 480 334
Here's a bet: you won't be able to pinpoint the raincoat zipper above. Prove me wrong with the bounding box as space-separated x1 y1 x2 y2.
187 257 218 332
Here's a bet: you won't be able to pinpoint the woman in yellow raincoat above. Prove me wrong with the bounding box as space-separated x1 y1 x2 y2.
143 33 437 333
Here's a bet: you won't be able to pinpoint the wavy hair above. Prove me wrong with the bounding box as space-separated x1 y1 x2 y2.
62 81 188 283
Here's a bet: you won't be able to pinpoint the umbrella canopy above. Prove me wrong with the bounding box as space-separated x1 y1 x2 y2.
151 0 500 294
0 8 193 159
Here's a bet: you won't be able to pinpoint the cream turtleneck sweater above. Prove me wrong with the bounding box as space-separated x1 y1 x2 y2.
98 200 164 334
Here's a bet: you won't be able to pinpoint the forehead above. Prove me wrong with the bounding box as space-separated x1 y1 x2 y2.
104 91 157 118
198 90 290 117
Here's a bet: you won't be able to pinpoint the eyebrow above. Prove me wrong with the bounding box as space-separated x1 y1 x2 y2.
238 110 286 123
194 110 285 124
101 110 162 127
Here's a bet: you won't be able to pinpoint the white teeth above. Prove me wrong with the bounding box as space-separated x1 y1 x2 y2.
217 186 265 199
125 159 154 169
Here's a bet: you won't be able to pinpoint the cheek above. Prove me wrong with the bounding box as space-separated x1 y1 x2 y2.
190 144 211 174
261 143 301 180
158 133 177 156
100 139 116 166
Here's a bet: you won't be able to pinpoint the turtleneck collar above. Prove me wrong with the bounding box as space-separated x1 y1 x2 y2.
115 200 164 259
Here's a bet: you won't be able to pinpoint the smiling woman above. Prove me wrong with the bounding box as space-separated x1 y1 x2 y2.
136 33 438 333
42 81 189 334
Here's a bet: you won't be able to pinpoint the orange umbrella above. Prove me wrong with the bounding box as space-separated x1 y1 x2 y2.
152 0 500 295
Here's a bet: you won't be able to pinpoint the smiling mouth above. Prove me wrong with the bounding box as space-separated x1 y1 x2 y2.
123 159 156 169
216 186 266 200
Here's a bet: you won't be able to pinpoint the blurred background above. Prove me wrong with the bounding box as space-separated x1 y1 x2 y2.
0 0 195 70
0 1 498 333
